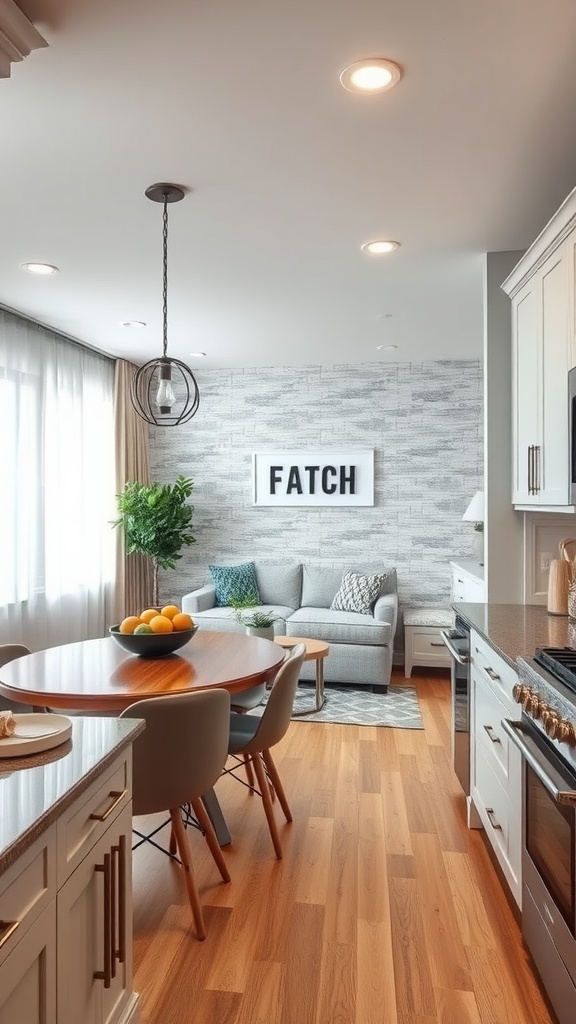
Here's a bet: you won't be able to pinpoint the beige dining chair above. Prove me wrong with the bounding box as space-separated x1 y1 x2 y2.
221 643 306 859
119 688 232 941
0 644 33 712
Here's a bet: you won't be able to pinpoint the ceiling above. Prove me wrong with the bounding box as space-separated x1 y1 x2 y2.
2 0 576 371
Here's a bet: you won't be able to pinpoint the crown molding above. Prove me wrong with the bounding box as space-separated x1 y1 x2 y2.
0 0 47 78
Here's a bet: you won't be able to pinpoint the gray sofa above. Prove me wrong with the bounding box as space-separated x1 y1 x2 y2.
182 560 398 692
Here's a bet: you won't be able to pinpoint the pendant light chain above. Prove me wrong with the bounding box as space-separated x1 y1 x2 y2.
162 196 169 359
130 181 200 426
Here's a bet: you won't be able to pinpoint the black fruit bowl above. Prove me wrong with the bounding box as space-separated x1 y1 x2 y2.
109 625 198 657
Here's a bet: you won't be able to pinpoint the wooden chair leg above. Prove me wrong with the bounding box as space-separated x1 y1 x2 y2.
169 807 206 940
262 749 292 822
252 753 283 859
169 822 177 856
242 753 255 790
191 797 230 883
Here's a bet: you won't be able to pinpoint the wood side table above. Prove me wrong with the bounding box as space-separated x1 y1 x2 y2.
274 636 329 714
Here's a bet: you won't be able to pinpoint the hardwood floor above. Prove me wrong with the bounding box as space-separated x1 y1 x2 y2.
132 669 556 1024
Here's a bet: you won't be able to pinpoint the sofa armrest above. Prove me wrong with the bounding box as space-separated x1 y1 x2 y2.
182 585 216 614
373 593 398 635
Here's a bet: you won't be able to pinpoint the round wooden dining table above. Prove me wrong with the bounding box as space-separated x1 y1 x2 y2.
0 630 285 712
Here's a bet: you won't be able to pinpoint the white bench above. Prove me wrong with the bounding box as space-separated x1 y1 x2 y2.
403 607 454 678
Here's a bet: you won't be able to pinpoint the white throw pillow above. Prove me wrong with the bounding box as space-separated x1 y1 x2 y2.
330 571 389 615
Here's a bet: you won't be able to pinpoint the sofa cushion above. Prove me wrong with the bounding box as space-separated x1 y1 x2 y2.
301 563 394 608
255 560 302 610
331 570 390 615
287 607 393 646
208 562 260 607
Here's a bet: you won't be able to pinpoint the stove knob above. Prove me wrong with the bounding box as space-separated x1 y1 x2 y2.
545 714 560 740
558 720 572 742
512 683 526 704
529 692 543 717
541 708 552 728
568 723 576 746
521 688 535 710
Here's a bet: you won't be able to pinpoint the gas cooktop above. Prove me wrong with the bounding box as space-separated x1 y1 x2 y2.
534 647 576 694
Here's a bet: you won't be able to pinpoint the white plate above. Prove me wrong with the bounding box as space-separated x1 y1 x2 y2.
0 714 72 758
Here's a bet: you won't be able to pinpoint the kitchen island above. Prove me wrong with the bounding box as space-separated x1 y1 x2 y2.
0 715 144 1024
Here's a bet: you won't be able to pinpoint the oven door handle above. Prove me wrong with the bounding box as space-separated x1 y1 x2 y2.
439 630 470 665
501 718 576 805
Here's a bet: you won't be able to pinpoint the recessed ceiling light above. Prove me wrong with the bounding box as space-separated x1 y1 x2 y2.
20 262 59 275
361 240 400 255
340 58 402 94
377 344 398 351
121 320 147 328
189 351 206 358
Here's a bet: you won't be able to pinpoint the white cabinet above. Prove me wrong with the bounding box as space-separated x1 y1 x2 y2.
0 751 138 1024
450 560 485 603
503 189 576 509
469 630 522 907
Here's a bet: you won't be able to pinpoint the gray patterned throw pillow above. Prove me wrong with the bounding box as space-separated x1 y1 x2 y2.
209 562 261 607
330 570 389 615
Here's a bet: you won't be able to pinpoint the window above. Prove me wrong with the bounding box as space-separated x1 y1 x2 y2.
0 310 116 649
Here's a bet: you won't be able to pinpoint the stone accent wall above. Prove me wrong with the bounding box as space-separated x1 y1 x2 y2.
149 360 483 613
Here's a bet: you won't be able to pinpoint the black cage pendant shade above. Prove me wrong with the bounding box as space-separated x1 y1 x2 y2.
130 183 200 426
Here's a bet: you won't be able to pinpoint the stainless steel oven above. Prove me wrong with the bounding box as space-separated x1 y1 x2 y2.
441 614 471 794
503 653 576 1024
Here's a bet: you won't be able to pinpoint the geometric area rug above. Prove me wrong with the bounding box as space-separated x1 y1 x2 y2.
285 682 424 729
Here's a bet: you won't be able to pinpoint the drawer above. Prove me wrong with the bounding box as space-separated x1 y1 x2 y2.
409 628 451 665
474 679 514 788
474 744 512 868
0 824 56 966
470 629 518 705
56 752 131 885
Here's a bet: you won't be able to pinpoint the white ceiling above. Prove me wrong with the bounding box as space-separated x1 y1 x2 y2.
2 0 576 370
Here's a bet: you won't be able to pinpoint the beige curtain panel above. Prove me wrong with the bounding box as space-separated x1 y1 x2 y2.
113 360 153 619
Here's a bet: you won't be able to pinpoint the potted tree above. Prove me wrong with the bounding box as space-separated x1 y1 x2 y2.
112 475 195 606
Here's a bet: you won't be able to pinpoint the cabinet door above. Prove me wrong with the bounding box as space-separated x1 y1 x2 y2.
512 279 539 504
57 803 133 1024
0 903 57 1024
540 248 570 503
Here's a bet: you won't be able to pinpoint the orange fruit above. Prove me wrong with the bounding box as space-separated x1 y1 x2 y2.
119 616 142 635
139 608 159 624
161 604 181 620
149 614 174 634
172 612 194 631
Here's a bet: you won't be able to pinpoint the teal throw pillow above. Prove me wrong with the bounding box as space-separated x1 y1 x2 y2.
209 562 261 607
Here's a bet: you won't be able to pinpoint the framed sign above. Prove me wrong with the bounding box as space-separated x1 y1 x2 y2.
252 450 374 506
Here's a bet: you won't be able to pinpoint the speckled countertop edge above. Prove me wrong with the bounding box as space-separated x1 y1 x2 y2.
0 717 145 874
451 602 576 670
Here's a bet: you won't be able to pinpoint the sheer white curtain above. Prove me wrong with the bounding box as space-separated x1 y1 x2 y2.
0 309 116 650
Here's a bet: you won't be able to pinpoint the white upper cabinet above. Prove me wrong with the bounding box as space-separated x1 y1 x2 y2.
503 188 575 510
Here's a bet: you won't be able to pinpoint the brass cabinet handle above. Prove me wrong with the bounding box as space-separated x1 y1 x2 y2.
483 724 501 743
94 853 112 988
112 834 127 967
485 807 502 830
90 790 126 822
0 919 19 949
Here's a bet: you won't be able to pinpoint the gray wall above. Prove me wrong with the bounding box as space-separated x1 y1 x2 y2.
149 359 483 611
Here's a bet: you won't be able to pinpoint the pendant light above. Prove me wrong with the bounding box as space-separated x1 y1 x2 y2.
130 183 200 426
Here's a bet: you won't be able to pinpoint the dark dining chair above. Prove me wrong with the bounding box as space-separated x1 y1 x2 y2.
119 688 231 940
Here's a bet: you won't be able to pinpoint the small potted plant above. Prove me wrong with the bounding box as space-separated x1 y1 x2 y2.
229 597 281 640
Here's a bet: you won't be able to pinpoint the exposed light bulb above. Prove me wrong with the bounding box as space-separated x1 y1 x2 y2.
156 365 176 413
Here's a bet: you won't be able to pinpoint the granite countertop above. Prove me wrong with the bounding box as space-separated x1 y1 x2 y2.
453 603 576 668
0 716 144 872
